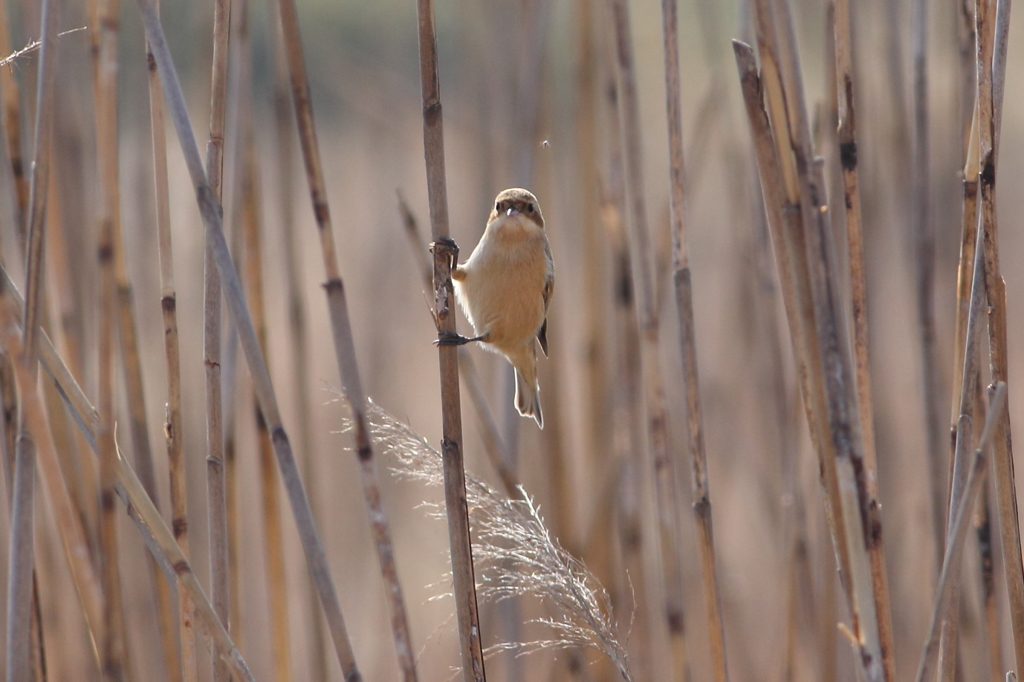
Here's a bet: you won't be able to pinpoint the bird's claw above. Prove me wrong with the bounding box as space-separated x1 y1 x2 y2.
430 236 459 258
434 329 478 347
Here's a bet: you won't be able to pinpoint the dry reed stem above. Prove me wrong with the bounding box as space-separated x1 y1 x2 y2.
659 0 727 679
273 0 420 674
737 0 892 670
607 1 693 679
769 0 891 671
0 264 256 682
236 35 293 673
831 4 896 679
910 0 948 581
147 13 195 679
745 1 853 610
975 0 1024 672
271 9 327 677
92 0 130 674
0 283 106 671
917 383 1007 682
6 0 56 675
137 2 365 679
415 0 486 678
938 216 986 680
203 0 231 678
396 192 517 497
0 0 27 230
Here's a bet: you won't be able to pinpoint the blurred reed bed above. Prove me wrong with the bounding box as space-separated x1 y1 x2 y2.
0 0 1020 680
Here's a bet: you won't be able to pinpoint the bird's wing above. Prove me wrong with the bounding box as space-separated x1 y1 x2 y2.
537 245 555 357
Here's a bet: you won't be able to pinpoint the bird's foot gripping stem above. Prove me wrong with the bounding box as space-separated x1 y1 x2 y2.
434 329 484 347
430 236 459 267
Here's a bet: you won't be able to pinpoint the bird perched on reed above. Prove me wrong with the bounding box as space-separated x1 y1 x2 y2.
434 188 554 428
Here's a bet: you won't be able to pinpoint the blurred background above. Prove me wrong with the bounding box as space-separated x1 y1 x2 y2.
0 0 1022 680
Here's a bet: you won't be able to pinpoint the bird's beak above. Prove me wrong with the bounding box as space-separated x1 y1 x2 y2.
506 207 518 217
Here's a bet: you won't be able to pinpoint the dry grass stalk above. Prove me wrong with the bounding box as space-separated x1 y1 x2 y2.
271 9 328 678
0 0 27 230
659 0 728 679
352 401 633 682
0 281 106 672
910 0 948 580
917 383 1007 682
0 263 257 681
607 0 692 677
6 0 57 676
91 0 131 674
136 1 365 678
974 0 1024 672
831 3 896 678
235 15 293 671
203 0 231 678
415 0 486 678
737 0 894 672
272 0 420 675
146 9 195 678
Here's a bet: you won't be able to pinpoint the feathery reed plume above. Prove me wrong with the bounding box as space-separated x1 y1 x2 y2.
341 399 633 682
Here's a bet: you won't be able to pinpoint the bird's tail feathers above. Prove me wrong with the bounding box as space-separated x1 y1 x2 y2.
514 367 543 429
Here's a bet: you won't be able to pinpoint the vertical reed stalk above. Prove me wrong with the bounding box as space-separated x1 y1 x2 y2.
832 3 896 679
6 0 56 676
975 0 1024 673
0 0 27 229
608 0 691 678
659 0 727 679
415 0 485 678
93 0 128 675
0 262 257 682
736 0 893 670
147 9 195 678
138 0 366 677
910 0 948 580
236 20 292 671
917 383 1007 682
203 0 231 678
272 0 420 676
271 6 328 677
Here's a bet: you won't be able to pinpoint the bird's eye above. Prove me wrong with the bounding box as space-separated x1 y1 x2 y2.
527 203 534 213
495 202 501 211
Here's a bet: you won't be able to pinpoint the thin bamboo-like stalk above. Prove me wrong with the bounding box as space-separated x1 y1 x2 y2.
659 0 727 679
203 0 231 678
0 263 256 682
0 0 27 230
147 13 196 680
271 0 420 676
607 0 691 678
270 6 327 677
6 0 56 675
910 0 948 579
237 39 292 673
93 0 128 675
831 4 896 680
137 1 365 677
415 0 485 677
917 383 1007 682
735 0 891 669
974 0 1024 673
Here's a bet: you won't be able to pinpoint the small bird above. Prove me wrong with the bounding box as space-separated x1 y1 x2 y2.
435 188 554 428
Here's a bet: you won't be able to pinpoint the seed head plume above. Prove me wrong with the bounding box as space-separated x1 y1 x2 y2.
338 398 632 681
